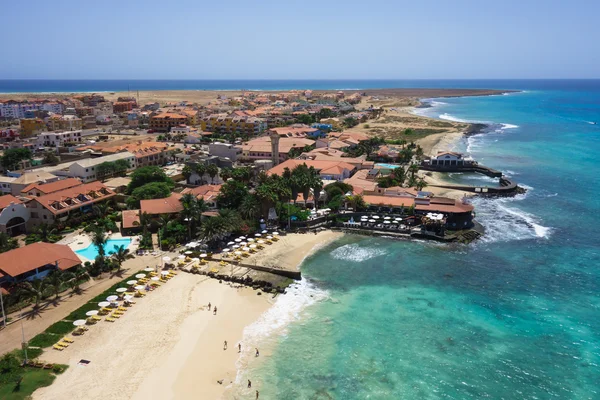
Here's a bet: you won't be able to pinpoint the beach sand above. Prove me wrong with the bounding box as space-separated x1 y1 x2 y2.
33 231 342 400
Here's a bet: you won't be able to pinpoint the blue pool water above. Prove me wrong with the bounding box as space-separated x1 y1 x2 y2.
235 80 600 399
375 163 400 169
75 238 132 260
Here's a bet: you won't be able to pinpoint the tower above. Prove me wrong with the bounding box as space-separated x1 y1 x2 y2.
270 131 280 166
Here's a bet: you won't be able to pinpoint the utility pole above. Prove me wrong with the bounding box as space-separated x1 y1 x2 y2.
0 289 6 328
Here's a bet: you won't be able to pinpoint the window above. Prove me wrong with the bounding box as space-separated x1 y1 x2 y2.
43 215 47 219
31 212 39 218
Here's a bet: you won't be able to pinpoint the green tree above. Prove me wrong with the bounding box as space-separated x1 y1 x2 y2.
127 166 174 194
206 163 219 184
1 148 32 171
43 151 59 164
16 279 48 307
216 180 248 209
182 165 192 183
127 182 172 208
239 194 260 220
192 163 206 185
111 244 134 273
296 114 315 125
96 162 116 181
317 108 335 120
0 232 18 253
91 226 108 260
200 216 228 245
343 117 358 128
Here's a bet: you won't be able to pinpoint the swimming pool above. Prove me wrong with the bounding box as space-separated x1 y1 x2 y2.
375 163 400 169
75 238 132 260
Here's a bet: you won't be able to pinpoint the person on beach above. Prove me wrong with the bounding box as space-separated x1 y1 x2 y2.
255 348 259 357
238 343 242 353
256 390 259 399
213 306 217 315
208 302 211 311
248 379 251 388
223 340 228 350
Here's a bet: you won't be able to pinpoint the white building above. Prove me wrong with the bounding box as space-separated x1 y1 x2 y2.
38 152 136 182
37 130 83 147
0 176 16 194
208 142 242 161
0 101 65 119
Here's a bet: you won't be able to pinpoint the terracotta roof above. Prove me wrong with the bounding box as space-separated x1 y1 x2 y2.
21 178 82 195
268 159 356 177
140 193 183 215
151 112 188 119
0 242 80 278
363 195 415 208
181 184 222 202
122 209 141 229
416 202 474 213
0 195 22 210
32 181 115 215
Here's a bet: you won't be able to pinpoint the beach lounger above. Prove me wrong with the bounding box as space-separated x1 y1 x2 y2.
92 315 102 321
118 306 128 311
57 342 69 348
53 345 64 351
159 279 167 283
111 313 121 318
105 317 116 322
62 337 74 343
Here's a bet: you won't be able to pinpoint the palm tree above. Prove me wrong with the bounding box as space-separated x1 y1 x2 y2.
200 217 227 245
219 168 233 182
91 226 107 259
37 224 54 243
182 165 192 183
111 245 134 273
408 164 420 180
64 267 88 294
0 232 18 253
179 193 206 240
16 279 48 307
193 163 206 185
92 202 111 218
45 270 65 299
240 194 260 220
206 164 219 184
415 177 427 191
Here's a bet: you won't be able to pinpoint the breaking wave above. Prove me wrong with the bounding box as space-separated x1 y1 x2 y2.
330 243 387 262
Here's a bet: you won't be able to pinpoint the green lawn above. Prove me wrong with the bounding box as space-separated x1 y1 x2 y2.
0 367 65 400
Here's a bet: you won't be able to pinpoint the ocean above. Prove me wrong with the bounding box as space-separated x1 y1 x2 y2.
233 81 600 399
1 79 598 93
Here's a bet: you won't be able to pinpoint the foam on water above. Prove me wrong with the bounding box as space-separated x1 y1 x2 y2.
472 195 552 243
330 243 387 262
233 279 329 386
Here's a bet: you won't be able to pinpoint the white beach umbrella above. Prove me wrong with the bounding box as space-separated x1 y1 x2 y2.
135 273 146 279
249 244 257 249
222 248 230 253
240 242 247 246
227 241 235 246
144 267 154 272
98 301 110 308
191 258 200 263
151 277 160 281
394 218 402 221
85 310 99 316
235 238 242 243
273 232 279 236
232 244 240 249
126 280 137 286
106 295 118 302
384 220 391 224
184 251 193 255
247 238 255 242
199 253 207 258
242 247 250 251
135 285 145 291
234 251 242 256
239 236 246 240
124 295 134 301
261 230 268 234
162 256 171 262
178 255 186 260
384 216 391 220
266 235 273 239
186 242 198 248
73 320 87 326
369 219 376 223
116 288 127 293
257 240 265 244
373 216 380 219
161 271 170 275
255 233 262 237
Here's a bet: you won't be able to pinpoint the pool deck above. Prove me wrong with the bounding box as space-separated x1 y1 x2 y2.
58 231 138 262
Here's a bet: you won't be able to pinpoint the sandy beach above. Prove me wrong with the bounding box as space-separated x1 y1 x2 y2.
33 231 342 400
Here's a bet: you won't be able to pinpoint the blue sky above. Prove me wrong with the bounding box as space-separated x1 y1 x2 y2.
2 0 599 79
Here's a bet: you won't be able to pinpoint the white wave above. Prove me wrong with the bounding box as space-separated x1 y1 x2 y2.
439 113 472 123
330 243 387 262
501 169 519 177
234 278 329 384
472 197 552 243
430 100 447 106
501 123 519 129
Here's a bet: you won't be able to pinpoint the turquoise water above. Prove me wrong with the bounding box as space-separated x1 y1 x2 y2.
243 82 600 399
75 238 132 260
375 163 400 169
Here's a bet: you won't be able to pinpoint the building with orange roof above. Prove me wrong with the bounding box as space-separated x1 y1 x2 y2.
149 112 189 132
140 193 183 216
268 124 322 139
0 195 29 235
121 209 142 234
240 136 314 163
20 178 83 198
26 181 115 228
0 242 80 285
267 159 356 181
181 184 221 209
